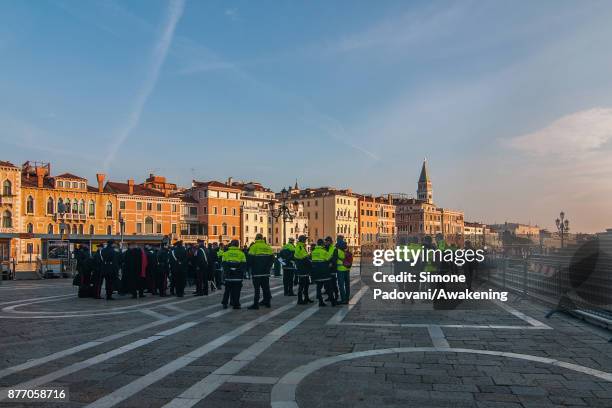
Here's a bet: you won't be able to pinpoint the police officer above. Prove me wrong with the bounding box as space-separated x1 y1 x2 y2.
221 240 246 309
247 234 275 309
294 235 313 305
194 239 209 296
311 239 337 307
171 241 188 297
156 242 171 297
279 238 296 296
324 236 339 302
76 245 92 298
335 240 351 305
99 240 120 300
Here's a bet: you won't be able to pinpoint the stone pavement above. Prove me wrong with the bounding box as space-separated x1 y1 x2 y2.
0 274 611 408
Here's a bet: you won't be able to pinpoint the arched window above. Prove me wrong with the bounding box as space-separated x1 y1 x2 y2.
72 225 77 234
65 199 71 214
26 223 33 233
72 199 78 214
1 210 11 228
47 197 54 214
57 198 64 213
145 217 154 234
89 225 94 235
26 196 34 214
59 224 65 235
78 224 84 235
47 224 54 234
2 180 11 196
88 200 95 217
106 225 112 235
79 200 85 214
106 201 112 217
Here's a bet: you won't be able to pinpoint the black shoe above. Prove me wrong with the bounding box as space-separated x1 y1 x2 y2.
319 301 326 307
106 296 114 300
262 303 271 308
233 305 241 310
222 303 228 309
297 300 306 305
247 305 259 310
259 301 266 306
306 299 314 303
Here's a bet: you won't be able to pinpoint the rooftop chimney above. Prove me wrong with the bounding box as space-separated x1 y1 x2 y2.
35 167 45 188
127 179 134 195
227 177 233 186
96 173 105 193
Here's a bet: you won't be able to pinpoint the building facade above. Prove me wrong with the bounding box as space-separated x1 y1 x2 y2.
292 187 359 248
232 181 275 246
185 179 242 244
0 161 21 263
103 178 181 240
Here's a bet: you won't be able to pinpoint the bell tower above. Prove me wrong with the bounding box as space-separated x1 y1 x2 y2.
417 158 433 204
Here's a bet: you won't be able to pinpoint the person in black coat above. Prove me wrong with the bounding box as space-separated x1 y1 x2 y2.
97 240 120 300
123 244 145 299
156 244 171 297
171 241 188 297
194 239 209 296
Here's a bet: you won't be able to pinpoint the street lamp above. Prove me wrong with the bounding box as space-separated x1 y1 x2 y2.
271 187 297 246
119 211 125 247
555 211 569 249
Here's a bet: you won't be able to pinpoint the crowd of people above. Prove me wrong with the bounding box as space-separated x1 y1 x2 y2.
72 233 353 310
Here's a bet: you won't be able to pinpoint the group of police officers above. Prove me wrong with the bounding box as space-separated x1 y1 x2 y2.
73 233 353 310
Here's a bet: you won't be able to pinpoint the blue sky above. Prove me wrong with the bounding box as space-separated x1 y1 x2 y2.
1 0 612 232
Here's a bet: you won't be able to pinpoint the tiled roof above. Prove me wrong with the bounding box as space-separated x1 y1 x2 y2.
21 174 54 189
104 182 165 197
55 173 87 181
192 180 241 191
0 161 18 169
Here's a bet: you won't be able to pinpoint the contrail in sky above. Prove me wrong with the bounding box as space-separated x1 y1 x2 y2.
103 0 185 172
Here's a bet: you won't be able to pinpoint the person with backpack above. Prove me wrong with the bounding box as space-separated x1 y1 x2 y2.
336 240 353 304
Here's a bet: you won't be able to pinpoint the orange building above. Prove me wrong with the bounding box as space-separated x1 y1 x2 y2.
358 195 378 245
103 177 181 241
18 162 117 261
185 179 242 244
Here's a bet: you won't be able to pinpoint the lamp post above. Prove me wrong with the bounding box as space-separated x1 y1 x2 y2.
119 211 125 247
555 211 569 249
271 187 297 246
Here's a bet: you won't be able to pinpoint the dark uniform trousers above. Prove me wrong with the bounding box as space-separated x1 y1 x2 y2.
222 281 243 307
252 275 271 306
174 263 187 297
316 279 336 303
196 266 208 295
157 267 169 296
283 265 296 295
297 275 310 302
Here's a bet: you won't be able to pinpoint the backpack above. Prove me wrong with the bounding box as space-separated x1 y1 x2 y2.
342 250 353 268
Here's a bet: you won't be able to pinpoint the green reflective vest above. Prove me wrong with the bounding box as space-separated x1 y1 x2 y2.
336 248 349 272
248 240 273 256
294 242 309 260
312 245 330 262
222 246 246 263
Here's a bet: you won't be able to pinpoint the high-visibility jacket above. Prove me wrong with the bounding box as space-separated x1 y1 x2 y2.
247 239 274 277
311 245 331 282
221 246 246 281
336 248 349 272
294 242 310 277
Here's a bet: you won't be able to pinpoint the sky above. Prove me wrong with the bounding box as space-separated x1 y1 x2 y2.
1 0 612 233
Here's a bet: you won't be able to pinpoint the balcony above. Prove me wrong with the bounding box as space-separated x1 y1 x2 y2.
54 213 88 221
181 234 208 242
0 195 14 205
0 227 15 233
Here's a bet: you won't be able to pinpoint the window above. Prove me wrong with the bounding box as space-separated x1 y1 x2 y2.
156 223 162 234
171 224 177 234
222 207 227 215
232 226 236 236
145 217 153 234
213 225 218 235
147 203 152 211
79 200 85 214
89 225 94 235
59 224 65 235
89 200 95 217
47 197 54 214
137 202 142 211
107 225 112 235
26 196 34 214
65 199 71 213
106 201 112 217
120 201 126 210
72 225 77 234
2 210 12 228
27 223 33 233
222 223 228 235
57 198 64 213
78 224 84 234
156 203 162 211
48 224 54 234
232 208 237 216
136 223 142 234
189 207 197 216
212 206 217 215
172 204 177 212
72 182 78 188
57 181 63 188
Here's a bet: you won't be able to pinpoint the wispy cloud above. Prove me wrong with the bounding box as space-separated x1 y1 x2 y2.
225 8 239 21
103 0 185 171
505 108 612 158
